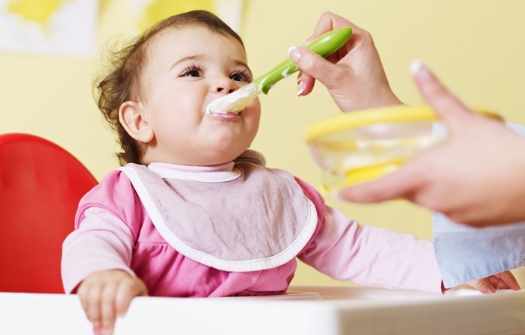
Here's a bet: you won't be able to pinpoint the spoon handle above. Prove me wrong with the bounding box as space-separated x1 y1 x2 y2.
254 27 352 94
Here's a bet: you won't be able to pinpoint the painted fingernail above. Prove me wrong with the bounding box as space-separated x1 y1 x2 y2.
287 46 301 62
297 72 302 84
410 59 434 82
409 59 425 75
297 81 304 96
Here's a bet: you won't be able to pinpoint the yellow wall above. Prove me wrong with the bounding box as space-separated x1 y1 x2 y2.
2 0 524 287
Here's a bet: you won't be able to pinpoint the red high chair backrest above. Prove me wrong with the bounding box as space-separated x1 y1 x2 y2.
0 133 98 293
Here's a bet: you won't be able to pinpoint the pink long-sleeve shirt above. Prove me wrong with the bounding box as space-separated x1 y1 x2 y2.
61 161 443 296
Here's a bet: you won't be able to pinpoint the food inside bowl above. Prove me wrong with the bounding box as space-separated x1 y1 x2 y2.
304 105 501 192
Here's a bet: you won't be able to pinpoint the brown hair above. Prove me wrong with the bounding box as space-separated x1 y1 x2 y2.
94 10 244 165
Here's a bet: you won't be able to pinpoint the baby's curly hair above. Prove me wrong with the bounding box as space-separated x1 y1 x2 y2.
94 10 244 165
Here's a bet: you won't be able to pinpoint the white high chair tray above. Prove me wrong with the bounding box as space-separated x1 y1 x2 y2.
1 286 524 335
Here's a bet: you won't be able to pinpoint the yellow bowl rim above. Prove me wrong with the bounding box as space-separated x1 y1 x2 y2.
304 105 501 142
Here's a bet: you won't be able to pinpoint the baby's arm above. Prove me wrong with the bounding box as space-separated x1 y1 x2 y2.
62 207 136 292
62 207 147 335
298 198 520 294
298 204 444 293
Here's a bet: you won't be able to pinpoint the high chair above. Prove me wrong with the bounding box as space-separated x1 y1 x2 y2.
0 133 98 293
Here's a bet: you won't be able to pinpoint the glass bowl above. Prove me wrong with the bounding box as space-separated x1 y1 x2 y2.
304 105 501 192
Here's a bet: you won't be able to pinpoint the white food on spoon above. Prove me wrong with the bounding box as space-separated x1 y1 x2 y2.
205 83 260 115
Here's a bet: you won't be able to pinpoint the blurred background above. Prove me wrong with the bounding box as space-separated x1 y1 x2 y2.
1 0 524 287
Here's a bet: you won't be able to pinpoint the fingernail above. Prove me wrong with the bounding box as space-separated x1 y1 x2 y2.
297 81 304 96
408 59 430 78
287 46 301 62
409 59 425 76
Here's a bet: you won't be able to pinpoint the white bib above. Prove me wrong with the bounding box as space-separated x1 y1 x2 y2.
119 159 317 272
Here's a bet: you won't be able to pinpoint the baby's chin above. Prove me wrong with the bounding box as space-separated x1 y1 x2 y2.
203 144 250 165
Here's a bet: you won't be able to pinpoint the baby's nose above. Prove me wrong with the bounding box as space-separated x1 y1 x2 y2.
213 77 237 94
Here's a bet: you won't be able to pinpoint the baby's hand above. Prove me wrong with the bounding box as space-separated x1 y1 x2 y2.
466 271 521 294
76 270 148 335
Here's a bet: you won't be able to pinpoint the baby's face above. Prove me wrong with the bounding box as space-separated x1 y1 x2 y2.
136 25 261 165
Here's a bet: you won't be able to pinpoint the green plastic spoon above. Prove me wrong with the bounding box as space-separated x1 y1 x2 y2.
206 27 352 114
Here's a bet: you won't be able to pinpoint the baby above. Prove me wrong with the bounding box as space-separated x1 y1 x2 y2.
61 10 519 335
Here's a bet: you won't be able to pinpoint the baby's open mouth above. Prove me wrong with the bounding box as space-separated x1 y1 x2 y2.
206 109 243 118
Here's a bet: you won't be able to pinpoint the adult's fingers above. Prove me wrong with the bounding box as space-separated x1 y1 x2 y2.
410 60 472 132
296 12 359 97
496 271 521 290
312 11 359 40
296 71 315 96
289 47 342 90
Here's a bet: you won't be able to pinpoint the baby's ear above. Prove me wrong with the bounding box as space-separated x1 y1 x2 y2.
119 101 154 143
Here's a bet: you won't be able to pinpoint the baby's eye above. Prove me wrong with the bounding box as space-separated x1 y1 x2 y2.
184 70 201 77
230 70 252 82
181 64 202 78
